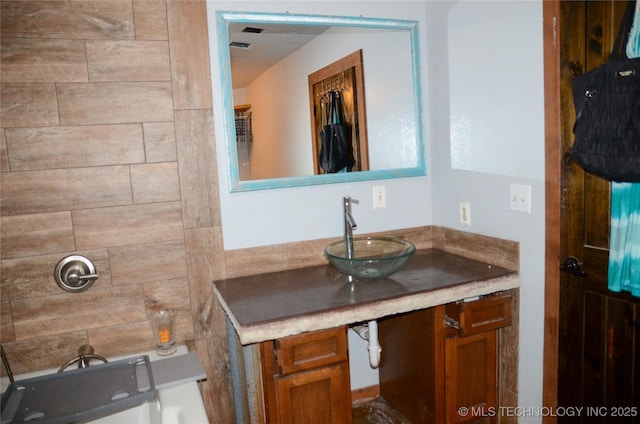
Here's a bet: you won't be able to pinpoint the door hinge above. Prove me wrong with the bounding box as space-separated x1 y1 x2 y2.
273 340 282 374
445 315 459 330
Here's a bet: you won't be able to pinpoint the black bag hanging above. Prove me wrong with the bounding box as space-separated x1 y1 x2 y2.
571 0 640 182
318 91 352 173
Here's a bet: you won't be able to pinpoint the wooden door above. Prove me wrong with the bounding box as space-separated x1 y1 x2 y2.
444 331 497 424
273 362 351 424
558 1 640 420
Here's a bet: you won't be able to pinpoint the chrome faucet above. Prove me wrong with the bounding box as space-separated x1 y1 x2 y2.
343 196 359 259
58 343 108 373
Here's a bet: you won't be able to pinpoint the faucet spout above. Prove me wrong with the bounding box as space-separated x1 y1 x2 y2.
57 344 108 373
346 212 357 232
343 197 359 259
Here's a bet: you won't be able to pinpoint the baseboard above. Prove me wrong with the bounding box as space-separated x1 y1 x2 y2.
351 384 379 404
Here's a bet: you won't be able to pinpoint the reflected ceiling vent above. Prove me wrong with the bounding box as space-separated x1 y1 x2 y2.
242 27 265 34
230 27 265 49
230 41 251 49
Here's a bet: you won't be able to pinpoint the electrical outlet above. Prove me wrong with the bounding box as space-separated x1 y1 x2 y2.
459 202 471 225
510 184 532 213
373 186 386 209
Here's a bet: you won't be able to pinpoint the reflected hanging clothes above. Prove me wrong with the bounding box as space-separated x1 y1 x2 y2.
609 0 640 296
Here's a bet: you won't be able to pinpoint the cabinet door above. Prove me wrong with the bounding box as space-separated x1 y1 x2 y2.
273 361 351 424
444 331 497 424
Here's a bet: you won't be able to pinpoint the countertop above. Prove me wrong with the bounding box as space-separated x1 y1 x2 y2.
213 248 519 344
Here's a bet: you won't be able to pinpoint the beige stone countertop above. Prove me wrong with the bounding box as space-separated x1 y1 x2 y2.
213 248 519 345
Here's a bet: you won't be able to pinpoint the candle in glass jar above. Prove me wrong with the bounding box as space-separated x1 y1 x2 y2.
158 326 171 344
151 309 176 356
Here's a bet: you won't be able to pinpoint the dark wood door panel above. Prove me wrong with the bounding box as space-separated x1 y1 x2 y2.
558 1 640 422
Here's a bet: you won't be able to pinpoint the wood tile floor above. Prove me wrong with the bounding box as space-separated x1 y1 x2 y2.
352 397 412 424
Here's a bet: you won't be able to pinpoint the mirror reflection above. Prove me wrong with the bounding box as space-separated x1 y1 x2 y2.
216 11 426 191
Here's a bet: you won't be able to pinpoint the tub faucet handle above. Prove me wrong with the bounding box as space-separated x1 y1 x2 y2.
66 272 98 286
55 255 98 293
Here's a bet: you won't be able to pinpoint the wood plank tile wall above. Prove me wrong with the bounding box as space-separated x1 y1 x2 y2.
0 1 235 421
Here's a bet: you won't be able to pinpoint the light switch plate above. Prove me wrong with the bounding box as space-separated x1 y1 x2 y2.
373 186 386 209
510 184 532 213
459 202 471 225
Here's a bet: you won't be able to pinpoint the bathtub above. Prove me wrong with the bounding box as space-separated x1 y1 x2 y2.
88 381 208 424
1 345 208 424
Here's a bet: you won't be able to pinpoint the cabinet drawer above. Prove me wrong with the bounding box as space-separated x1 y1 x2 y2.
446 293 512 337
276 327 348 375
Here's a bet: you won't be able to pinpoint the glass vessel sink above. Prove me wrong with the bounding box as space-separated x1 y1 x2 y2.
324 237 416 280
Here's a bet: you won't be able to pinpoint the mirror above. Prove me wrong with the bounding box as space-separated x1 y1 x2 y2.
216 11 426 192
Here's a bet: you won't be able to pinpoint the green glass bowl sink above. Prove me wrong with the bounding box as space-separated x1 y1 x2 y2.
324 237 416 280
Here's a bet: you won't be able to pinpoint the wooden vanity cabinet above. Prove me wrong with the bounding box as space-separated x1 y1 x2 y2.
379 292 512 424
259 326 352 424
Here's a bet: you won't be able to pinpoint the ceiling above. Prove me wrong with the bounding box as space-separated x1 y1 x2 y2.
228 22 330 88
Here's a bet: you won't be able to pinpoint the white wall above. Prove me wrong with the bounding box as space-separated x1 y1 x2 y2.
209 1 546 421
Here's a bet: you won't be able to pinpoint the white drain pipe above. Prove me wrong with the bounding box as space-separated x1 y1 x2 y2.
352 320 382 368
367 320 381 368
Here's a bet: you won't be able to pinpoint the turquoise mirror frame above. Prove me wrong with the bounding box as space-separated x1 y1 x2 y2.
216 10 427 192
